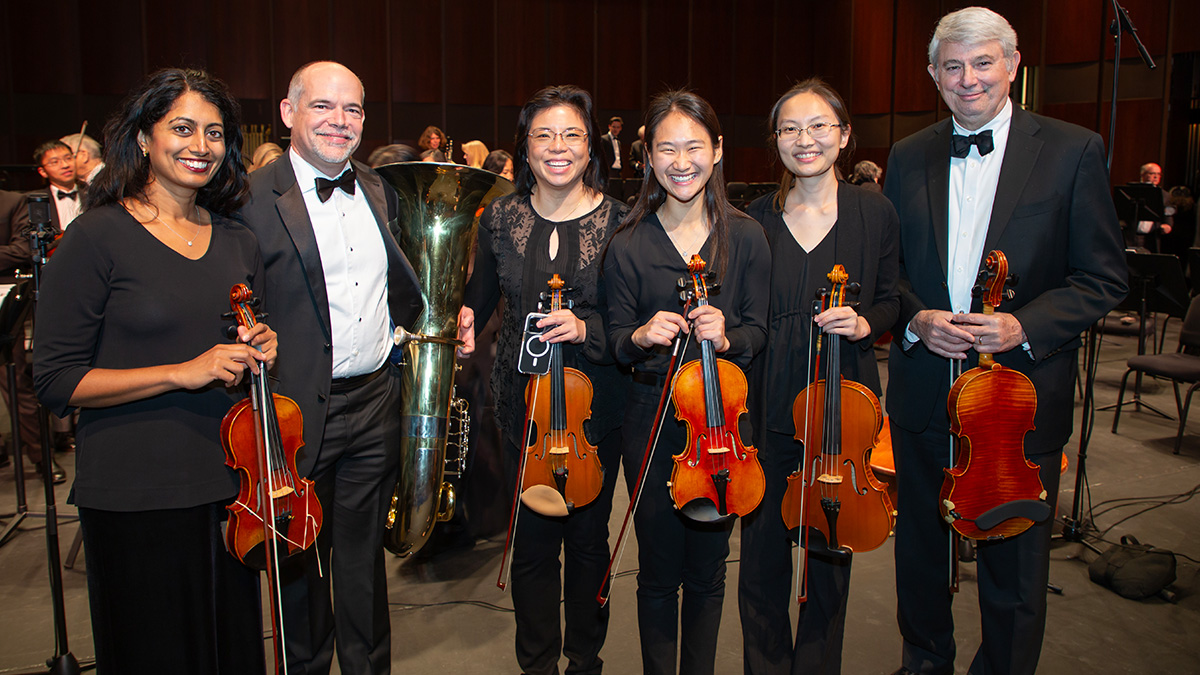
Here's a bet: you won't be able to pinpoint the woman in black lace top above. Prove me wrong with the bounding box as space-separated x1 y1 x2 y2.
462 85 628 675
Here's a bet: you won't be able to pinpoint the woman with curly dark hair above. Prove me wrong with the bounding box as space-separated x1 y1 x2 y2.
33 68 275 674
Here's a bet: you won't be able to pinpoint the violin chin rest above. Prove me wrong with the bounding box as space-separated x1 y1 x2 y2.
521 486 571 518
679 498 736 525
975 499 1053 531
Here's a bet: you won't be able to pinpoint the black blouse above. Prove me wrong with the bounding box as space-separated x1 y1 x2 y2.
33 204 264 511
604 211 770 374
746 182 900 435
464 192 629 443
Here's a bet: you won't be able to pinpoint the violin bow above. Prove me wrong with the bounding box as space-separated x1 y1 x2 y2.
948 358 963 594
596 299 695 606
793 298 826 604
496 376 543 591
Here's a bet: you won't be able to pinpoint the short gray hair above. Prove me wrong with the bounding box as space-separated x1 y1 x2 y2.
928 6 1018 66
60 132 101 157
286 61 364 105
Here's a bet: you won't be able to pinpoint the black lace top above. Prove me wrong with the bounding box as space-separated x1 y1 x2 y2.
464 192 629 443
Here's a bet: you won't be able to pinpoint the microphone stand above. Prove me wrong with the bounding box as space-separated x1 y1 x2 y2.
14 195 87 674
1058 0 1155 554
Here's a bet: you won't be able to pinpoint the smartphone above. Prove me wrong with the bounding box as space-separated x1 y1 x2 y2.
517 312 553 375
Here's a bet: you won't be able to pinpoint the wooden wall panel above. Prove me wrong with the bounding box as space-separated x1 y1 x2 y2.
595 0 640 110
271 0 335 99
851 0 895 116
1045 0 1103 64
893 0 942 113
445 2 495 105
9 5 82 96
80 2 144 97
1174 0 1200 54
332 0 389 102
769 3 815 97
643 2 690 95
1102 0 1170 61
808 2 854 99
689 2 734 113
144 2 211 72
497 0 548 107
732 0 777 117
391 0 443 104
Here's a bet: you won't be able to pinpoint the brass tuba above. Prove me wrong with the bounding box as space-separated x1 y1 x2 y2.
376 162 514 557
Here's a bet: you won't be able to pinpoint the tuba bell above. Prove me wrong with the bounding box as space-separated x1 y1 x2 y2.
376 162 514 557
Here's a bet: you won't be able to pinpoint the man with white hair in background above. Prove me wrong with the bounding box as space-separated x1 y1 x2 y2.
59 133 104 186
883 7 1127 674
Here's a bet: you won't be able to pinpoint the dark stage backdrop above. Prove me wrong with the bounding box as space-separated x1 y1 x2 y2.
1 0 1198 190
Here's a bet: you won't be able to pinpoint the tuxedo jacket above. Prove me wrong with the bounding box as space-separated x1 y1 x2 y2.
599 132 620 175
238 157 423 476
884 107 1128 453
0 190 32 282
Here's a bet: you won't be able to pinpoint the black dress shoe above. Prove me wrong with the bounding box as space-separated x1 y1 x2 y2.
35 459 67 485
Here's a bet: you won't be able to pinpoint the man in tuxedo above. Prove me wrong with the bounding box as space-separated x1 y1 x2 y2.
599 116 623 196
883 7 1127 675
629 124 646 179
239 60 438 674
34 140 80 232
60 133 104 186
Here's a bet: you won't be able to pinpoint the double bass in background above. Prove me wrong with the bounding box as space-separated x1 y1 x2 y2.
220 284 322 673
782 265 894 599
941 250 1051 551
669 254 765 523
518 274 605 516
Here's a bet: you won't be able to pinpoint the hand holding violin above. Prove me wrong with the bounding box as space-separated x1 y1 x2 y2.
814 305 869 342
174 322 277 389
953 311 1026 354
909 309 976 359
631 311 689 349
537 308 587 345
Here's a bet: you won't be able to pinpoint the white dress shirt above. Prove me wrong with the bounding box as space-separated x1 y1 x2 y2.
289 149 391 378
611 135 621 170
50 184 81 231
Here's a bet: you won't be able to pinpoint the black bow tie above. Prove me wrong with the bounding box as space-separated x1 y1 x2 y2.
57 190 77 200
315 169 356 203
950 130 994 158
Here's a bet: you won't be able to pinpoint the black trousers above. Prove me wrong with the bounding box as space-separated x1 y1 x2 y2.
78 502 264 675
738 430 851 675
891 419 1062 675
508 427 621 675
0 333 45 461
281 366 399 675
621 381 735 675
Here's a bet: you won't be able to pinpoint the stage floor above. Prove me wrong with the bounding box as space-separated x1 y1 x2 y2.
1 314 1198 674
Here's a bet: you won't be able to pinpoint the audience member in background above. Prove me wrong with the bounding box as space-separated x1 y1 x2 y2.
60 133 105 186
249 142 283 172
849 159 883 192
420 149 444 162
1126 161 1173 252
462 140 490 169
367 143 419 167
482 149 514 181
599 116 623 197
628 125 645 178
34 66 273 675
419 125 448 162
34 140 82 232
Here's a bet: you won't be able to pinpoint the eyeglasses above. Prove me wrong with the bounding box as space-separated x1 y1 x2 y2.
42 153 75 169
528 128 589 147
774 123 843 141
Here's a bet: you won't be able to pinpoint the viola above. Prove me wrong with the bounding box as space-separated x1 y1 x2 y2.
668 254 765 523
782 265 894 565
220 284 322 673
519 273 604 516
940 250 1050 543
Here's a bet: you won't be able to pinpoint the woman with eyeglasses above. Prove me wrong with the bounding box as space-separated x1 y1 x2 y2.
603 90 769 675
737 78 899 675
462 85 628 675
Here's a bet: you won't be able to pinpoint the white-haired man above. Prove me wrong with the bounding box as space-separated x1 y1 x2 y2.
60 133 104 185
884 7 1127 674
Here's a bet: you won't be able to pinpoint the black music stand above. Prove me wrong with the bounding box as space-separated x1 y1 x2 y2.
1099 251 1189 418
1115 182 1165 250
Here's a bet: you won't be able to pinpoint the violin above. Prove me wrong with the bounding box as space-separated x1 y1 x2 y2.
220 284 322 672
668 254 765 523
781 265 894 575
940 250 1050 543
519 274 605 516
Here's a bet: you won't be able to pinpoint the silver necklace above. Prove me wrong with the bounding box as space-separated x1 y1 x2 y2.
151 206 202 246
666 221 708 259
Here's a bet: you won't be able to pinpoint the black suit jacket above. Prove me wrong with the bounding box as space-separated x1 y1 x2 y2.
238 157 423 476
0 190 32 283
884 107 1128 453
599 132 620 176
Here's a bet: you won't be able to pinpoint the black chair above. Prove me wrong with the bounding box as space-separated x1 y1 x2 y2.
1112 294 1200 454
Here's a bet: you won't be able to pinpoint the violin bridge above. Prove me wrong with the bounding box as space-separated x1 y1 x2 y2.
707 445 731 454
816 473 842 485
548 445 569 455
269 486 295 499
